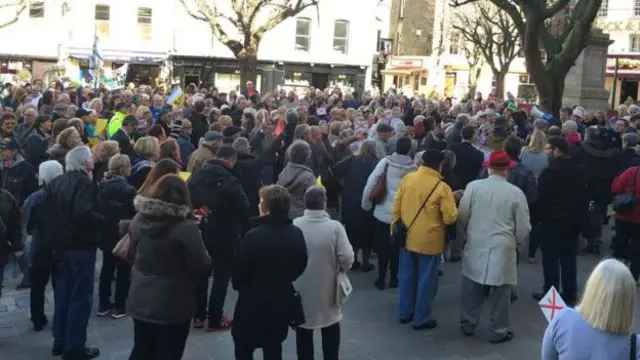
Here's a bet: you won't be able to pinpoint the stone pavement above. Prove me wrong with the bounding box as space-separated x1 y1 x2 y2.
0 230 637 360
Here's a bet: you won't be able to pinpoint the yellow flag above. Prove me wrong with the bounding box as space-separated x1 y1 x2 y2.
95 118 108 136
179 172 191 182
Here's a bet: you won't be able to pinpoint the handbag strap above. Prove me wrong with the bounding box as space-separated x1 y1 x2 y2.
631 333 636 360
406 180 441 231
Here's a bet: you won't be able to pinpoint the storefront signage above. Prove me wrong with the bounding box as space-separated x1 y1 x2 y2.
595 19 640 32
388 58 424 67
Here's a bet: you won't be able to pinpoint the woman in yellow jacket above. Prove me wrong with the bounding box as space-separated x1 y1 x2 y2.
391 150 458 330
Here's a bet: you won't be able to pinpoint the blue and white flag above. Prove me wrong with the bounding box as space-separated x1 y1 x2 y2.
89 34 103 87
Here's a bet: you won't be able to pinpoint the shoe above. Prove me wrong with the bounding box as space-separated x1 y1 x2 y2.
350 261 361 271
532 292 545 301
438 269 443 277
61 347 100 360
511 291 518 303
205 314 232 332
374 279 385 290
489 330 515 344
388 278 399 289
33 317 48 332
399 314 413 324
96 307 111 317
110 310 128 319
16 282 30 290
193 318 204 329
52 344 63 356
413 319 438 330
361 263 375 273
461 325 475 336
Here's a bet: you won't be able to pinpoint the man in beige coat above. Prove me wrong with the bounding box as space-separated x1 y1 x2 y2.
457 150 531 344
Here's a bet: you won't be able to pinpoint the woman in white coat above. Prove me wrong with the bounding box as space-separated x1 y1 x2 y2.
293 186 355 360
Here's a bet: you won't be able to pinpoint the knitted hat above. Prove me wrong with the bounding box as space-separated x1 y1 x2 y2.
170 119 182 140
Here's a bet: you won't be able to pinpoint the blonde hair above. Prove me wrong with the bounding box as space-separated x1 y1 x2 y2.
108 154 131 177
576 259 636 334
56 127 80 149
527 129 547 154
133 136 160 159
95 140 120 162
136 105 150 119
218 115 232 131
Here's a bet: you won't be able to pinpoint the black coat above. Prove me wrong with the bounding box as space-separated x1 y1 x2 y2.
42 170 105 251
331 155 378 226
111 129 135 159
616 148 640 175
128 156 154 190
446 142 484 188
24 130 51 168
231 214 308 347
0 159 38 206
536 156 588 226
22 188 53 268
97 174 136 250
189 113 209 148
0 188 22 257
189 160 250 256
579 142 618 206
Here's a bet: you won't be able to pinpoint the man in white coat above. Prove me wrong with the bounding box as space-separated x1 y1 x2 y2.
457 150 531 344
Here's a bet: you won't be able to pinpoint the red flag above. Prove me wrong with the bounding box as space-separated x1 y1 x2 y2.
273 118 285 137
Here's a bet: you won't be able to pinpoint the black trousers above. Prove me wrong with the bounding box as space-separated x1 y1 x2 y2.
29 265 57 325
539 222 578 303
129 319 190 360
195 252 233 323
374 219 398 283
612 219 640 279
296 322 340 360
234 341 282 360
98 250 131 310
527 224 541 258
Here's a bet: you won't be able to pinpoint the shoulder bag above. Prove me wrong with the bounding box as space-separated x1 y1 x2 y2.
369 162 389 204
112 220 135 264
334 227 353 308
630 333 637 360
288 290 305 329
392 180 441 248
613 167 640 214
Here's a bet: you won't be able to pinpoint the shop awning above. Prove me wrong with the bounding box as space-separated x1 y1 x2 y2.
67 47 167 63
381 66 426 76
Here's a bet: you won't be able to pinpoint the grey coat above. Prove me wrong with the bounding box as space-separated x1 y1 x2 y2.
276 162 316 219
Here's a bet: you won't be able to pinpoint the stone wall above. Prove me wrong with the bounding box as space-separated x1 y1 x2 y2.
389 0 437 56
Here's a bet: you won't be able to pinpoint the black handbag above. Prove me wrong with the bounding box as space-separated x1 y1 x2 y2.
613 167 640 214
392 180 441 248
288 290 305 329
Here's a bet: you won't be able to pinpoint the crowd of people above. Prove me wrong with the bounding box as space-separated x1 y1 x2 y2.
0 78 639 359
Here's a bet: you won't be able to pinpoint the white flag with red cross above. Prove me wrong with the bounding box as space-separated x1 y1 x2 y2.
538 286 567 323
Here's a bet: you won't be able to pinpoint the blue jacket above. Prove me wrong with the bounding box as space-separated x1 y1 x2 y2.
22 188 55 268
177 134 195 169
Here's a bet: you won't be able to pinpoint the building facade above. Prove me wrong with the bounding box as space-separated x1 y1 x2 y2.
0 0 383 94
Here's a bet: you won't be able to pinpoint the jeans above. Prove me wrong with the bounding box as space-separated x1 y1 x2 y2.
539 222 578 304
398 249 440 326
30 265 57 326
374 219 398 283
98 250 131 310
53 249 97 353
612 219 640 279
234 341 282 360
295 322 340 360
129 319 190 360
195 252 233 323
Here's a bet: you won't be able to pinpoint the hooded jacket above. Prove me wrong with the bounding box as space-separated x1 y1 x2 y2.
276 162 317 220
188 112 209 148
0 157 38 206
362 153 416 224
97 173 136 250
127 195 210 325
580 140 618 205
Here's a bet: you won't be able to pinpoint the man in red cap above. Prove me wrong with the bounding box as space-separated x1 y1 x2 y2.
456 150 531 344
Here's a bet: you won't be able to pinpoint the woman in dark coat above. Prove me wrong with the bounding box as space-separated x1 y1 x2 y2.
332 139 380 271
232 185 308 360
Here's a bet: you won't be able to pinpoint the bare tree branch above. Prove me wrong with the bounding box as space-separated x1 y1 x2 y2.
544 0 571 18
180 0 244 54
0 0 27 29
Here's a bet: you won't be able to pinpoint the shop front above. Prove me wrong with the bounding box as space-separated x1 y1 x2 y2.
0 56 58 84
381 57 428 94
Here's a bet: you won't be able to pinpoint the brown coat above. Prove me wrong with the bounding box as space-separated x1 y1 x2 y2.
186 144 217 173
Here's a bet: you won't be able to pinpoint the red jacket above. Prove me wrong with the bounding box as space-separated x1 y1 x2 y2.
612 166 640 223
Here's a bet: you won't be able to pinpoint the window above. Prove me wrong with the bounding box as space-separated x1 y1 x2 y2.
29 1 44 18
333 20 349 54
631 34 640 51
635 0 640 17
449 33 460 55
137 7 153 42
399 0 405 18
295 18 311 51
95 5 110 38
519 75 534 84
598 0 608 17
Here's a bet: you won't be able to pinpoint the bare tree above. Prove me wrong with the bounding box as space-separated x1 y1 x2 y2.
461 41 484 99
452 2 518 99
0 0 28 28
451 0 602 116
180 0 320 91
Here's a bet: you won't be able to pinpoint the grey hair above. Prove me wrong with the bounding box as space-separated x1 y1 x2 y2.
623 132 639 148
533 119 548 130
38 160 63 184
629 104 640 115
562 120 578 133
65 145 92 172
256 109 268 123
358 139 379 158
294 124 310 140
304 185 326 211
455 113 470 126
232 137 250 154
585 126 599 142
287 140 311 165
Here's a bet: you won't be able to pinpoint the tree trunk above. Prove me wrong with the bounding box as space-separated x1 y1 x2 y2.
238 52 258 93
467 65 482 99
536 70 565 119
493 70 507 100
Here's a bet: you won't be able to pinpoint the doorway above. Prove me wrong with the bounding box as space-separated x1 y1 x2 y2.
311 73 329 90
184 75 200 87
620 79 638 104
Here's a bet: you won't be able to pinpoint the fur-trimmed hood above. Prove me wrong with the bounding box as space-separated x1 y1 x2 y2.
134 195 191 218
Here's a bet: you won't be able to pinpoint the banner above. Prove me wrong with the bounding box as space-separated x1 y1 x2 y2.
167 87 185 108
100 64 128 90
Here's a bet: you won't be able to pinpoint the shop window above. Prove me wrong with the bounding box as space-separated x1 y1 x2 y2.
29 1 44 18
95 5 110 38
295 18 311 52
138 7 153 42
420 77 427 86
449 33 460 55
635 0 640 17
519 75 535 84
631 34 640 52
598 0 608 17
333 20 350 54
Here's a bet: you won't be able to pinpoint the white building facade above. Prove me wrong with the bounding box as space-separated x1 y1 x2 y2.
0 0 383 94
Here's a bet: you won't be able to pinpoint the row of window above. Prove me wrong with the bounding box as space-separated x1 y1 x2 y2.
598 0 640 17
295 18 350 54
29 2 153 42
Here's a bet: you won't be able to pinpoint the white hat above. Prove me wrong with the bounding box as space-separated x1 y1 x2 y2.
572 108 584 118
